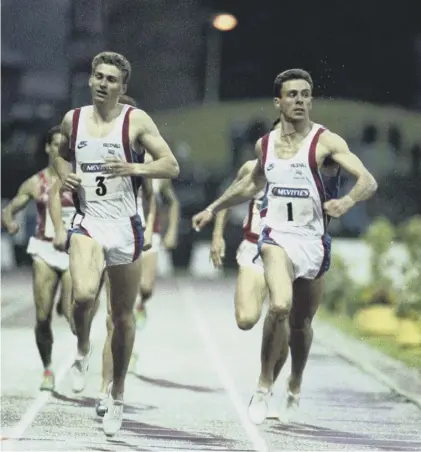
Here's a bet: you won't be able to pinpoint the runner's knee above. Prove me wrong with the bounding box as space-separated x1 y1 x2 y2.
268 286 293 318
289 312 314 330
236 310 259 330
111 310 135 329
263 255 293 317
73 281 98 306
35 306 52 324
268 299 292 319
235 298 261 330
69 236 104 305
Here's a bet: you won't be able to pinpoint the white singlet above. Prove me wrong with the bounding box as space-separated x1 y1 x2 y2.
260 124 328 236
257 124 331 279
68 105 144 266
26 169 75 272
72 104 141 219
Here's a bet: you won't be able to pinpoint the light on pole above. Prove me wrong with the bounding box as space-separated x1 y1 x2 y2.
203 13 238 104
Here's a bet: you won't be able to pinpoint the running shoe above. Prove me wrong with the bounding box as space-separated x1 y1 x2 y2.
71 346 92 393
248 387 271 424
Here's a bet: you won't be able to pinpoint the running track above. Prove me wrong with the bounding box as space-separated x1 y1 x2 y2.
1 269 421 451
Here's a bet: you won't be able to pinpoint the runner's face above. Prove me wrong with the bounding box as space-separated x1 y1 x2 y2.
89 63 126 104
45 133 63 156
274 79 312 122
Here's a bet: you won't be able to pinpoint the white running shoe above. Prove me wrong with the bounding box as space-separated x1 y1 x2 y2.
286 390 300 409
266 392 280 420
103 397 124 437
95 392 109 417
71 346 92 393
278 386 300 424
248 387 271 425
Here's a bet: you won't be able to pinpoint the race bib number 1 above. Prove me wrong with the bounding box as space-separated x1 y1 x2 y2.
268 185 314 226
280 198 313 225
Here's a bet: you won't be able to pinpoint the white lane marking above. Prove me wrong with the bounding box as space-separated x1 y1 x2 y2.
4 308 106 449
179 283 269 452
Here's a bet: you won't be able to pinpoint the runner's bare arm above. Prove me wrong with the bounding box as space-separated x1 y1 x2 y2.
324 132 377 204
1 177 36 233
212 210 229 240
212 160 256 239
160 179 180 248
206 141 266 215
48 179 66 234
52 111 74 182
140 177 157 245
134 110 179 178
210 207 228 268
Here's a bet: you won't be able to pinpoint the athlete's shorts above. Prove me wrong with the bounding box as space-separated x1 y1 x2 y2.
255 226 331 280
144 232 161 254
67 214 144 267
236 239 264 273
27 237 69 272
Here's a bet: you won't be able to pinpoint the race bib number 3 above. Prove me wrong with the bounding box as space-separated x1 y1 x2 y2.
81 163 123 201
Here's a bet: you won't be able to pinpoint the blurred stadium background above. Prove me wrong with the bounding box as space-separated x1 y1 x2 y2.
2 0 421 275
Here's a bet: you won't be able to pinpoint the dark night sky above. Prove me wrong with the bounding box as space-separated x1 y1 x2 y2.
203 0 421 107
2 0 421 108
2 0 68 72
